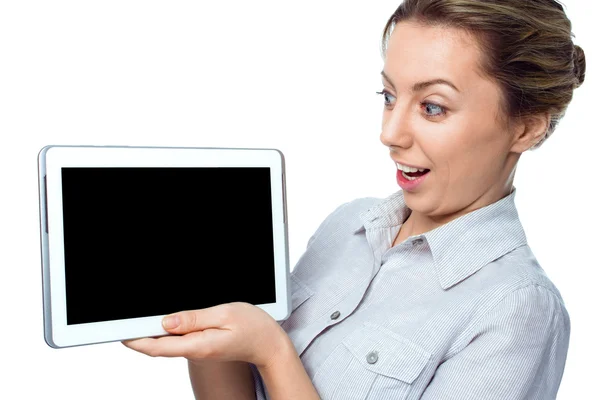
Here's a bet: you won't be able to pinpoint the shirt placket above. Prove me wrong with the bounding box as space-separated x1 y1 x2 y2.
290 226 388 357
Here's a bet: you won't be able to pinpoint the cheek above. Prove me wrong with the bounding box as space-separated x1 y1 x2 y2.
420 121 501 184
419 127 472 177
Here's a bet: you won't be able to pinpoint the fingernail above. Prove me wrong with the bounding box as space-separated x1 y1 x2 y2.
162 315 180 329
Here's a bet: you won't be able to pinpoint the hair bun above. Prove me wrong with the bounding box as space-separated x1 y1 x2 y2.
573 44 586 88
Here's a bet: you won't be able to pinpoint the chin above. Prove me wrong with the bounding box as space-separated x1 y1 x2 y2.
406 193 442 214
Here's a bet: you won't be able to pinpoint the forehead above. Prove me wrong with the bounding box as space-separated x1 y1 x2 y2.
384 21 484 89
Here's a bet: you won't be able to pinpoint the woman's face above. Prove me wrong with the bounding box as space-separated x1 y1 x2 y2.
380 21 519 220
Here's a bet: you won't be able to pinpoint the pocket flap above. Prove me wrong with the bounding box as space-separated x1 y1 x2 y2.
342 322 431 384
290 274 315 310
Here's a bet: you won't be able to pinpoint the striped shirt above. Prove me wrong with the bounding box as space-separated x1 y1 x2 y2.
250 187 569 399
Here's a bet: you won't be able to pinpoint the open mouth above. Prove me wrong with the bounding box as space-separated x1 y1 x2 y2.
401 169 430 181
395 162 430 181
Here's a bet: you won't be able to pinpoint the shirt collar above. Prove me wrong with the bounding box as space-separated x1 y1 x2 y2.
353 188 527 290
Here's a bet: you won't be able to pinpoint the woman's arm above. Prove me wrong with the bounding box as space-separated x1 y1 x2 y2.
256 333 321 400
185 329 320 400
187 360 255 400
123 303 319 399
185 334 320 400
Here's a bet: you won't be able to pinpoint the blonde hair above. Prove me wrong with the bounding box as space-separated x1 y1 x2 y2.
382 0 586 149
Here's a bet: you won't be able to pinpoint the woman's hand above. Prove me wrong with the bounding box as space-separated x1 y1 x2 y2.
122 302 289 369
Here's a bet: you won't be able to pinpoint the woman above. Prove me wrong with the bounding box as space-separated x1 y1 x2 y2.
123 0 586 398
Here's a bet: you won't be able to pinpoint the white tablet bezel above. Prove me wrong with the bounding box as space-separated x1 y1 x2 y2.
38 145 291 348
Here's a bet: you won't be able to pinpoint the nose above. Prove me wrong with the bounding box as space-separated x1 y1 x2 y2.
379 106 414 150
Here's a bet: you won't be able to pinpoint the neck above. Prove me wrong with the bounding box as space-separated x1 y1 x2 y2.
396 182 515 244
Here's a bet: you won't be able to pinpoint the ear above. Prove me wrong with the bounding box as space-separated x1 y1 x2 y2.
509 112 550 153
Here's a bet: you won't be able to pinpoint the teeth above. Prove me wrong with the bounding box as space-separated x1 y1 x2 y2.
396 163 426 173
401 171 418 181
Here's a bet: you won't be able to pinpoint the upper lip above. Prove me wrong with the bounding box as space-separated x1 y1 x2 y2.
393 159 430 170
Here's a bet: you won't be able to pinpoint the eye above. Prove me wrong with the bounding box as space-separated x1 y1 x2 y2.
377 90 447 118
420 102 446 118
375 89 396 108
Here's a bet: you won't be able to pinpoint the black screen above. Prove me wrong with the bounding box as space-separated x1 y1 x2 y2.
61 167 276 325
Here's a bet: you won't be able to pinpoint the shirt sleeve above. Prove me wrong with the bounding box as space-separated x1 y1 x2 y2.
306 201 351 249
249 362 267 400
421 284 570 400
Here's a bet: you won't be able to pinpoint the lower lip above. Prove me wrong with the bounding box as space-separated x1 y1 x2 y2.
396 169 430 191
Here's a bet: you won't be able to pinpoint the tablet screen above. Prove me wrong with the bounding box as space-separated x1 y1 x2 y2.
61 167 276 325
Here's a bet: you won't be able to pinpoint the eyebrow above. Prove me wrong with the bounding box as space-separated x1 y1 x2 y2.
381 70 460 93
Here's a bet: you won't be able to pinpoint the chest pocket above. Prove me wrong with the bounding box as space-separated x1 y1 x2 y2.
312 322 431 400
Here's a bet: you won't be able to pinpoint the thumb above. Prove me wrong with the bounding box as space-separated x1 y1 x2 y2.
162 305 226 334
162 313 183 332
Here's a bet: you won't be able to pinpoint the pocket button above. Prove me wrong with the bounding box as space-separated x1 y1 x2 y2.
366 351 379 364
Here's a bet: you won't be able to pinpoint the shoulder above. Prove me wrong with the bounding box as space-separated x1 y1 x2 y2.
444 278 571 367
490 280 568 325
445 246 570 354
481 245 568 312
464 272 570 347
308 196 382 241
327 195 382 219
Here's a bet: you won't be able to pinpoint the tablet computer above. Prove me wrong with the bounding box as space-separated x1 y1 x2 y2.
38 145 291 348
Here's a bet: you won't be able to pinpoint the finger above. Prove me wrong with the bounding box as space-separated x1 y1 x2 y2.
125 329 232 359
162 304 233 334
121 337 160 355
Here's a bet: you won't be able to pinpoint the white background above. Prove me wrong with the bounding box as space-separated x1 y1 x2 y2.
0 0 596 398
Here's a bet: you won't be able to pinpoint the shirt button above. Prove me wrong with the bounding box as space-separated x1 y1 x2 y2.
412 238 424 246
330 311 341 320
366 351 379 364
